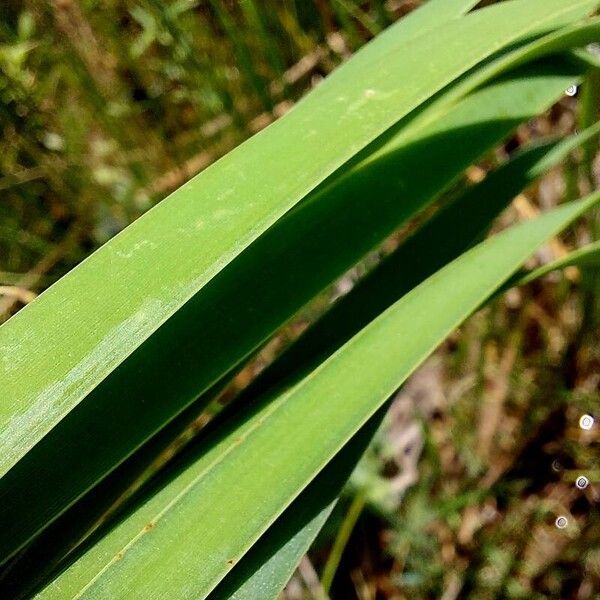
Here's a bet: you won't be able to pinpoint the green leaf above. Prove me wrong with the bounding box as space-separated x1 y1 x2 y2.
389 15 600 148
323 0 482 69
236 123 600 403
0 59 583 566
393 0 589 62
204 131 600 599
507 240 600 288
37 193 600 600
207 406 387 600
203 129 600 600
0 0 594 485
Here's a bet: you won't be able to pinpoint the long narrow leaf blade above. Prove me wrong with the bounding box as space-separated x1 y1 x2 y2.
37 194 600 600
207 406 387 600
332 0 482 69
0 0 594 481
238 124 600 402
506 240 600 288
0 60 585 564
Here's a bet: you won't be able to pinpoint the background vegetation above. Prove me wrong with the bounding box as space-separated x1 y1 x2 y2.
0 1 598 598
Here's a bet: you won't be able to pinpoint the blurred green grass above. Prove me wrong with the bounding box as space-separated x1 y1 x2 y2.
0 0 393 320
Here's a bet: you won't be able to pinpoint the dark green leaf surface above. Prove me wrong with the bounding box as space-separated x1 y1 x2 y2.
235 124 600 403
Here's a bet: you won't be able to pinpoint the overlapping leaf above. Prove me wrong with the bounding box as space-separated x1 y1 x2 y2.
242 123 600 401
6 103 597 600
36 192 600 600
0 2 598 597
0 0 595 484
4 4 598 565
